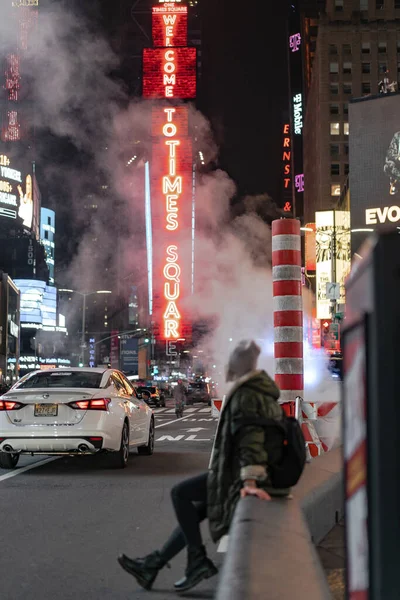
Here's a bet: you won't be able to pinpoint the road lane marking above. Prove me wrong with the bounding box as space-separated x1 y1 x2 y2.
157 435 185 442
186 428 207 432
155 416 188 428
0 457 58 484
157 433 212 442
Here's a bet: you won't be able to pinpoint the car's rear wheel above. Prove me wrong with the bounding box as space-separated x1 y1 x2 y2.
138 418 155 456
109 422 129 469
0 452 19 470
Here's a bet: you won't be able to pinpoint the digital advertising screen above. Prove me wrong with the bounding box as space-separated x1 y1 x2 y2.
14 279 57 327
0 152 34 229
349 93 400 251
315 210 351 320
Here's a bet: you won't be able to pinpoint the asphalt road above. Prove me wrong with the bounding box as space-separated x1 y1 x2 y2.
0 402 221 600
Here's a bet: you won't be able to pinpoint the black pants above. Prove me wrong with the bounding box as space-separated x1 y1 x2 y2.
159 472 208 562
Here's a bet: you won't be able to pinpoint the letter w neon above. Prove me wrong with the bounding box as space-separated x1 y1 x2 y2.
163 15 177 25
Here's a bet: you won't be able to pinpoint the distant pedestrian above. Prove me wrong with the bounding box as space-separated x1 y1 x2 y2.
173 379 186 419
118 340 290 593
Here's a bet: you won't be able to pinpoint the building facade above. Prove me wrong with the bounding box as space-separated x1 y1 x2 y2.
0 273 20 386
304 0 400 223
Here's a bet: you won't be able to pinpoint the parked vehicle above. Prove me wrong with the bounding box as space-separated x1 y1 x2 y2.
186 381 211 406
0 368 155 470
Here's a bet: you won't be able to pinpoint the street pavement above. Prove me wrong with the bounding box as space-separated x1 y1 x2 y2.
317 519 346 600
0 401 221 600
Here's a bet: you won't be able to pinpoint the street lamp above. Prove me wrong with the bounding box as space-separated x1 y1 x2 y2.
59 289 112 366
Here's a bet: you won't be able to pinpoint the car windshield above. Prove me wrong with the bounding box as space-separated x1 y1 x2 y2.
16 371 104 389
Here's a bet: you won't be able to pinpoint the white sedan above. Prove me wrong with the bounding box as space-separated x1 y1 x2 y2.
0 368 155 469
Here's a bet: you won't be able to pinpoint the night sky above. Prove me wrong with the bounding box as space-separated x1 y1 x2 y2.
199 0 289 202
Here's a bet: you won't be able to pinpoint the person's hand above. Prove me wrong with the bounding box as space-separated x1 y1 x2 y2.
240 486 271 500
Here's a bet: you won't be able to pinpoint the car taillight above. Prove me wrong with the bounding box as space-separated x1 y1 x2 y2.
68 398 111 411
0 401 24 411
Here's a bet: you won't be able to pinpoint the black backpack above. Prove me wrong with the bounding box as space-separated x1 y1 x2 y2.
235 412 306 489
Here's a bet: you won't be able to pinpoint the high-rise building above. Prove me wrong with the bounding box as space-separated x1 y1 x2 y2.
1 0 38 146
303 0 400 222
300 1 325 97
0 2 45 276
286 0 326 220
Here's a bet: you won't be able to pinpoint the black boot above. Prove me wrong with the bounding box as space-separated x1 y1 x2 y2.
174 545 218 593
117 550 167 590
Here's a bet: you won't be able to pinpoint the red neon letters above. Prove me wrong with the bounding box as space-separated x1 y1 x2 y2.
152 5 188 48
282 123 292 213
162 108 182 339
143 47 197 99
146 2 195 344
150 107 192 341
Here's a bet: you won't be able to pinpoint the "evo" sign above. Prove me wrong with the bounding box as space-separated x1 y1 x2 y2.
365 206 400 225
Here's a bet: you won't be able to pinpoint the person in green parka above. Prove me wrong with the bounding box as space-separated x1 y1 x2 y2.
118 340 289 594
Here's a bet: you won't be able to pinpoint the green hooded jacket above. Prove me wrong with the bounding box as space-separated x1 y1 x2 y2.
207 369 289 543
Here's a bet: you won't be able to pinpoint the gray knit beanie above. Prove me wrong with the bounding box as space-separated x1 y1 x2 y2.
226 340 261 382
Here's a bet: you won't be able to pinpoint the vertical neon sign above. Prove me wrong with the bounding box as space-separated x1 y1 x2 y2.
287 0 304 219
282 123 292 213
162 107 182 339
144 1 196 349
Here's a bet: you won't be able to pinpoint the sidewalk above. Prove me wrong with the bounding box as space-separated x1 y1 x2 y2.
317 519 346 600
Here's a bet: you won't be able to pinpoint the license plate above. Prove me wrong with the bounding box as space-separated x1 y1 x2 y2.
34 404 58 417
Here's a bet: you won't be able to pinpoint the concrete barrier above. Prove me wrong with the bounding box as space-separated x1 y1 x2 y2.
216 448 343 600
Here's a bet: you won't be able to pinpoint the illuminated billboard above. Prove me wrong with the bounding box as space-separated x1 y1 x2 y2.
40 207 55 284
0 153 34 228
144 1 195 352
152 4 188 48
143 47 197 99
349 93 400 251
14 279 57 327
287 0 304 218
305 223 316 274
281 122 292 213
151 106 193 343
315 211 351 320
